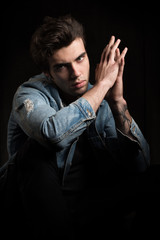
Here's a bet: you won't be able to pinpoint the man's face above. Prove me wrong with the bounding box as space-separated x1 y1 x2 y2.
48 38 90 100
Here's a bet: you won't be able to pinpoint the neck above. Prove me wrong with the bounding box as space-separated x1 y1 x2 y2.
58 89 79 106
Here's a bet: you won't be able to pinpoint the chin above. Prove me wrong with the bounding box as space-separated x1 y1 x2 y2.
75 86 88 97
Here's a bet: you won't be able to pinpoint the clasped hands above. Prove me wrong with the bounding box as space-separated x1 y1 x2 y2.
95 36 128 104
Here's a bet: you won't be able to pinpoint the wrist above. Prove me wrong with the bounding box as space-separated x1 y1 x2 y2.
95 80 111 95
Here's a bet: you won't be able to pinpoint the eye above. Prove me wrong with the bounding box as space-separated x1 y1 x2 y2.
54 64 66 72
77 56 84 62
76 54 85 62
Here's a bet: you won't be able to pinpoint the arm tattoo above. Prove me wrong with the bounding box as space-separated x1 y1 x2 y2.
119 104 131 129
112 103 131 133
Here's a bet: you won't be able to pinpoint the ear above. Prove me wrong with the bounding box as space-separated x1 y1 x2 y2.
44 72 50 77
44 72 54 80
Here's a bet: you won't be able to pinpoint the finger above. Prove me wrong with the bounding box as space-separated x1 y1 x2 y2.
118 58 125 77
100 36 115 63
109 39 121 62
108 35 115 48
117 48 127 78
115 48 120 61
100 44 108 63
119 47 128 60
105 36 116 61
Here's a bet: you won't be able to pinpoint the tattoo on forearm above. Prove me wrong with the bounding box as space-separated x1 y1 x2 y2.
119 104 131 128
113 104 131 132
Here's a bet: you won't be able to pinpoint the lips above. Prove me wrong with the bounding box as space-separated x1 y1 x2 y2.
72 80 86 89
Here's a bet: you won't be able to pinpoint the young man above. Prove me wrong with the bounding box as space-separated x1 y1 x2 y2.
4 15 150 239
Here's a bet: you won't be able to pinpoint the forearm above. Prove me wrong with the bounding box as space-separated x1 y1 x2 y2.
82 81 110 113
109 98 136 140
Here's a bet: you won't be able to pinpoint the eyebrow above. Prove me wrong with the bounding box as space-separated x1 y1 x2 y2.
53 52 86 69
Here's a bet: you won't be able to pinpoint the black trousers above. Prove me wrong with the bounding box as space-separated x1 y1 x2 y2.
12 139 75 239
1 138 137 239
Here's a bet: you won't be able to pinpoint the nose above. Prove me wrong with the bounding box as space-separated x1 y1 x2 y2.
69 63 81 80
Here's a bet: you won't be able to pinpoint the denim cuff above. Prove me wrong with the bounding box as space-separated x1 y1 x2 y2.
73 97 96 120
117 118 142 145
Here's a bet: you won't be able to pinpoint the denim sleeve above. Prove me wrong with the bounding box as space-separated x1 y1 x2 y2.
95 100 150 172
116 118 150 172
13 89 96 148
42 97 96 148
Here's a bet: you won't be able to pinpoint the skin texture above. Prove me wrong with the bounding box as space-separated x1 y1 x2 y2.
47 36 135 139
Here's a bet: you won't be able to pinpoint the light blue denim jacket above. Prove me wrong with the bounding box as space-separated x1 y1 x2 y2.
7 73 150 181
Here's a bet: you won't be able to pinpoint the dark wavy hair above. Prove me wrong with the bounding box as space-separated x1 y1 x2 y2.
30 15 86 72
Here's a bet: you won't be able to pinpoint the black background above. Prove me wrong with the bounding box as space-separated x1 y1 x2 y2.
1 0 159 165
1 0 160 236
